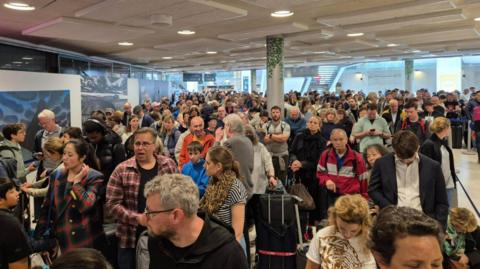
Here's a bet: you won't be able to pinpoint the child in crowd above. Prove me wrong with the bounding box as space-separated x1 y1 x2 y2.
181 141 209 198
0 177 31 269
443 207 480 269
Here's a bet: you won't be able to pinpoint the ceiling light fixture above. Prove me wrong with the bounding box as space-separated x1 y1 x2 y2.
387 43 398 47
475 17 480 21
4 2 35 11
12 61 22 64
271 10 294 17
177 30 195 35
347 32 364 37
206 51 217 54
118 41 133 46
411 50 421 53
162 56 173 60
22 57 33 60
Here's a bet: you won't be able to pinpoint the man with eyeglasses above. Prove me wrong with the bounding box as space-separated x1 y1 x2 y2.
144 173 248 269
32 109 63 221
107 127 178 269
368 130 448 229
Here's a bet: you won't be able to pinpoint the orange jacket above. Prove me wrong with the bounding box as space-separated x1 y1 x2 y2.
178 133 215 169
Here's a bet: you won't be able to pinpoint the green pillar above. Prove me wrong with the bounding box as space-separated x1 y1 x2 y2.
266 36 284 116
405 59 414 91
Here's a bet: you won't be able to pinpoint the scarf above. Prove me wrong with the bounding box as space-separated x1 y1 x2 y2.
200 170 237 215
443 216 466 256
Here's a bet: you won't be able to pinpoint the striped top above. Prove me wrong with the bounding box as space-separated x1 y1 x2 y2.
214 179 248 226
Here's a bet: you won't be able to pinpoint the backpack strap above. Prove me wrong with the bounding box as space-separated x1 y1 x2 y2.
0 145 16 158
418 119 426 135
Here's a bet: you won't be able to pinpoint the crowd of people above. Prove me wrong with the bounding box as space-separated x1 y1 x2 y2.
1 86 480 269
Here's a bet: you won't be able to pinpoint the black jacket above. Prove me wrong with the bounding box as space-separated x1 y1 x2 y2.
90 131 126 181
290 129 327 178
368 153 449 229
466 227 480 268
419 133 457 187
148 213 248 269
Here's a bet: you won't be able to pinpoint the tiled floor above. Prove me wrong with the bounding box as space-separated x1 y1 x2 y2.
453 148 480 220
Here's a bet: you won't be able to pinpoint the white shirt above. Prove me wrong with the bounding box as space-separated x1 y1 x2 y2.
395 154 422 211
440 145 454 189
391 112 397 125
306 226 376 269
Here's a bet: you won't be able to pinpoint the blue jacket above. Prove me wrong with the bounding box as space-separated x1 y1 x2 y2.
182 159 209 197
285 116 306 137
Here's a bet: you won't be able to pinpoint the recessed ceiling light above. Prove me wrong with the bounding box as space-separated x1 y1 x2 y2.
411 50 421 53
177 30 195 35
475 17 480 21
12 61 22 64
162 56 173 60
22 57 33 60
387 43 398 47
118 42 133 46
347 32 364 37
271 10 294 17
206 51 217 55
4 2 35 11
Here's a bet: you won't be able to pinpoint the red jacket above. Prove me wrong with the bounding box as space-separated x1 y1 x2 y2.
316 145 369 198
179 133 215 169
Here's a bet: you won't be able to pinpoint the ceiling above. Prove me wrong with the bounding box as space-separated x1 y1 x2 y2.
2 0 480 72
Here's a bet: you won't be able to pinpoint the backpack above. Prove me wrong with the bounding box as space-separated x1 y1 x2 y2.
401 119 426 135
0 145 18 185
473 105 480 122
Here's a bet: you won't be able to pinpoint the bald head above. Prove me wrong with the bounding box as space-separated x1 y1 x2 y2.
190 116 205 137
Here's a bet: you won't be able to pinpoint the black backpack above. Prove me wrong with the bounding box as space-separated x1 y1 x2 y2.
0 145 18 185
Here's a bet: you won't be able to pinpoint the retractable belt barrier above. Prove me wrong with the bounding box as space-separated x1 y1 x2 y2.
456 175 480 218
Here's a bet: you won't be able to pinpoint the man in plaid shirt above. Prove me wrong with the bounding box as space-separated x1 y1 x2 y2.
107 127 178 269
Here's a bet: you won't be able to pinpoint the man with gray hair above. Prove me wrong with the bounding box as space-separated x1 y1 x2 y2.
215 114 254 196
33 109 63 219
145 174 248 269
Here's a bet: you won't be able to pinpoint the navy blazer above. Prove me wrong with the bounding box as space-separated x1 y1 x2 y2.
368 152 449 228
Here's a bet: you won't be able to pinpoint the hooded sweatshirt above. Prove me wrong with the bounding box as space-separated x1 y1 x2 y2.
148 212 248 269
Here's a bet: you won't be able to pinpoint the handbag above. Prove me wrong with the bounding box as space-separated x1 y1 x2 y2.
288 175 315 210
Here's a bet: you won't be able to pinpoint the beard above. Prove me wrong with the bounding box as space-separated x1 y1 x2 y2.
148 226 176 241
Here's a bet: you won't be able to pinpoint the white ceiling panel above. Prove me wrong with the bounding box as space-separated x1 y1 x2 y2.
378 25 480 45
239 0 325 9
22 17 154 43
75 0 247 29
218 22 309 41
153 38 245 52
342 9 465 33
317 0 455 27
111 48 183 62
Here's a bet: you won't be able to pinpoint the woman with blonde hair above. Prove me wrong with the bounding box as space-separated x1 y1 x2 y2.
420 116 457 207
443 207 480 268
320 108 340 141
306 194 376 269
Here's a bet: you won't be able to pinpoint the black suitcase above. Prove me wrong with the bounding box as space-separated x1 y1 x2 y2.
255 193 303 269
452 125 463 149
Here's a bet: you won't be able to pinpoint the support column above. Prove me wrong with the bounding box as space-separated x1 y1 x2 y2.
405 59 414 92
266 36 284 116
251 69 256 93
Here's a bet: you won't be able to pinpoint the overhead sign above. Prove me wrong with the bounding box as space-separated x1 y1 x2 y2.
183 72 203 82
204 73 216 82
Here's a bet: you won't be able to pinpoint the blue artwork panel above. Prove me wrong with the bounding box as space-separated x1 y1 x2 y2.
0 90 70 152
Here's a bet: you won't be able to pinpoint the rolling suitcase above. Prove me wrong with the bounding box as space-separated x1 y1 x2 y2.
255 193 303 269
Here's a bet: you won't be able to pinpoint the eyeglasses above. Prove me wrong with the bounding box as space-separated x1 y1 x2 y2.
144 208 174 219
134 141 154 148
